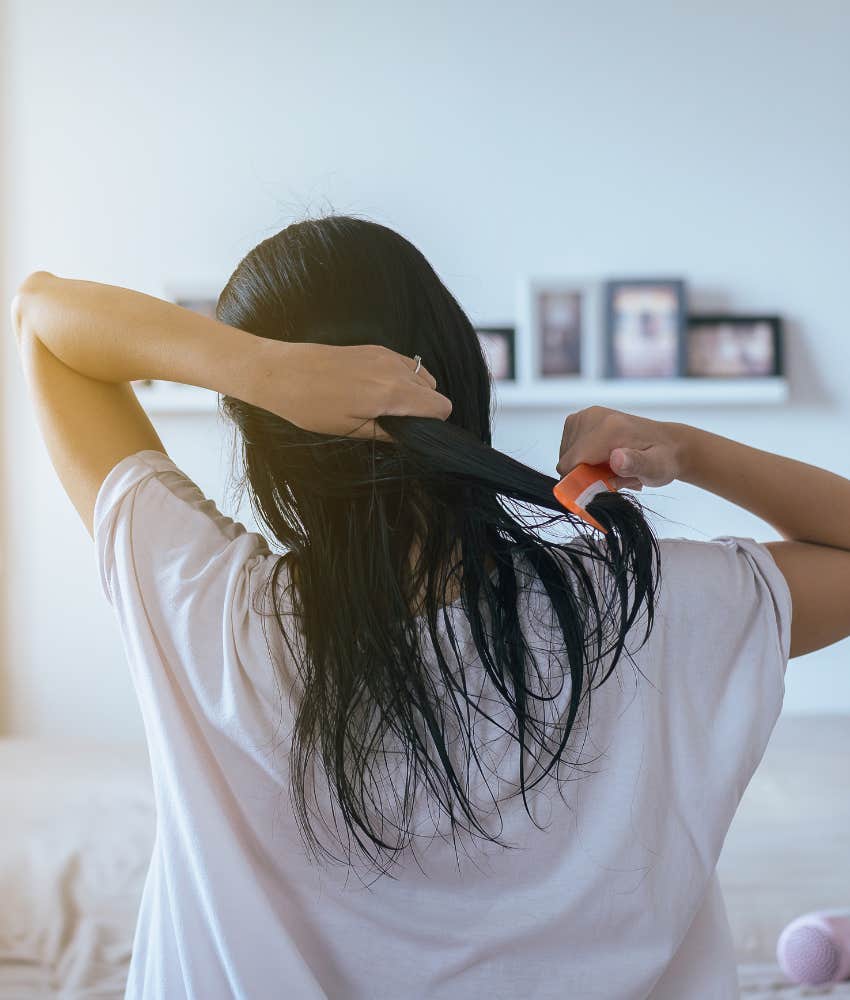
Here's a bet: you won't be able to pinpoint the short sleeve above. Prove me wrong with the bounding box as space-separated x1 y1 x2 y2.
656 534 792 682
94 449 270 607
714 535 793 668
652 534 793 862
93 450 277 732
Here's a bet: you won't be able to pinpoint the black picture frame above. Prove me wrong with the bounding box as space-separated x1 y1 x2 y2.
475 325 516 381
603 278 687 378
686 314 784 378
528 283 588 378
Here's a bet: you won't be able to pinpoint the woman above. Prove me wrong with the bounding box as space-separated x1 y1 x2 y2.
11 216 850 999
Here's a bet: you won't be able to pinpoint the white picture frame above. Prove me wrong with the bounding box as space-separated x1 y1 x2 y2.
514 276 602 387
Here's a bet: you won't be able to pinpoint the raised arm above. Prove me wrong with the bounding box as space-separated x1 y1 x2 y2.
673 423 850 659
11 271 451 535
556 406 850 659
11 271 260 391
674 424 850 553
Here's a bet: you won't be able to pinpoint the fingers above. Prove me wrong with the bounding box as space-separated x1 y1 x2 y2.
611 475 643 491
609 448 635 475
556 442 595 477
383 381 453 421
407 355 437 390
556 407 630 477
418 368 437 390
368 421 394 442
611 447 649 479
406 383 454 420
346 417 394 442
335 348 447 439
556 410 595 476
610 446 667 487
347 381 452 441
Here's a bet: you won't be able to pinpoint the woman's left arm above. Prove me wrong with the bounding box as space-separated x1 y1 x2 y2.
10 271 451 538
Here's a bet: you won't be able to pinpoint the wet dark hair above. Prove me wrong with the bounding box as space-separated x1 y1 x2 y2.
216 214 661 880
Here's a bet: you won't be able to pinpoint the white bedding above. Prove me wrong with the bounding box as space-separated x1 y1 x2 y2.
739 964 850 997
0 739 153 999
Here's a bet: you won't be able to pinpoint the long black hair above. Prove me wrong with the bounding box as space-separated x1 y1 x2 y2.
216 214 662 880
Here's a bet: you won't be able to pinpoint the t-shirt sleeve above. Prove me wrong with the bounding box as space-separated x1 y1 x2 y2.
652 534 793 861
93 449 276 733
658 533 792 682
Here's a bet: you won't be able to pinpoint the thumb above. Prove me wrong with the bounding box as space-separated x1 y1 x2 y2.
609 448 639 476
610 445 671 487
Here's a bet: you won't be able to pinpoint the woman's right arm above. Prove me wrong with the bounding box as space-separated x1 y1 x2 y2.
673 423 850 659
555 407 850 660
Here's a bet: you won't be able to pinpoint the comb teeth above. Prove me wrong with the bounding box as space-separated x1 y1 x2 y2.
575 479 612 510
552 462 618 534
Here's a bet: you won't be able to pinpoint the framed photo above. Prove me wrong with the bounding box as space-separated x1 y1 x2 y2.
475 326 516 381
516 278 600 381
686 315 783 378
604 278 687 378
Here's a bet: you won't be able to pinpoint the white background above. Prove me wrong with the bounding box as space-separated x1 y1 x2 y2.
2 0 849 740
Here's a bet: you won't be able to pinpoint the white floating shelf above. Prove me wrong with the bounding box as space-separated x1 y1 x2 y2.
134 385 218 413
493 377 788 409
134 377 789 416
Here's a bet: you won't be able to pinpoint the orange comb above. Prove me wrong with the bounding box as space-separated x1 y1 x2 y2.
552 462 619 534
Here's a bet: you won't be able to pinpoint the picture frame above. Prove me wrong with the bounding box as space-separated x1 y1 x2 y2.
686 314 784 378
516 277 601 382
475 325 516 381
603 278 687 378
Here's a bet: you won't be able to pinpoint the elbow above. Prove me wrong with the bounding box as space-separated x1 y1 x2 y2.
10 271 55 343
20 269 53 289
10 292 28 345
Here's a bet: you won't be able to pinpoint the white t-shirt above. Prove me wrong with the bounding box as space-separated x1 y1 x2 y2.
94 450 792 1000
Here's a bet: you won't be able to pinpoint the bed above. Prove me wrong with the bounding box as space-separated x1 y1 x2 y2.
0 740 153 998
1 716 849 998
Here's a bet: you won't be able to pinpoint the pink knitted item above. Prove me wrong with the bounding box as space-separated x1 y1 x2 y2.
777 911 850 985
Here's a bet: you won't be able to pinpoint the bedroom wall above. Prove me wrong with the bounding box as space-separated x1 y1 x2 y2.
2 0 849 741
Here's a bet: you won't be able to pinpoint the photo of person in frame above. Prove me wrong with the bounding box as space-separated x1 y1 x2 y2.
538 289 582 376
687 316 781 377
476 326 516 380
605 280 686 378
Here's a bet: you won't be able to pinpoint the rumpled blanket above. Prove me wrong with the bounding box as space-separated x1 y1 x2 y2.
0 739 154 998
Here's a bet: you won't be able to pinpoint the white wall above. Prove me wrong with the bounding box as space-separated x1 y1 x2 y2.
3 0 849 740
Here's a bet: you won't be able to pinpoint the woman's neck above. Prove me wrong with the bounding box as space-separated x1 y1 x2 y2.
407 539 497 616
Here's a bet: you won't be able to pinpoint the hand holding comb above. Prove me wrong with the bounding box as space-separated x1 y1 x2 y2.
552 463 620 533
